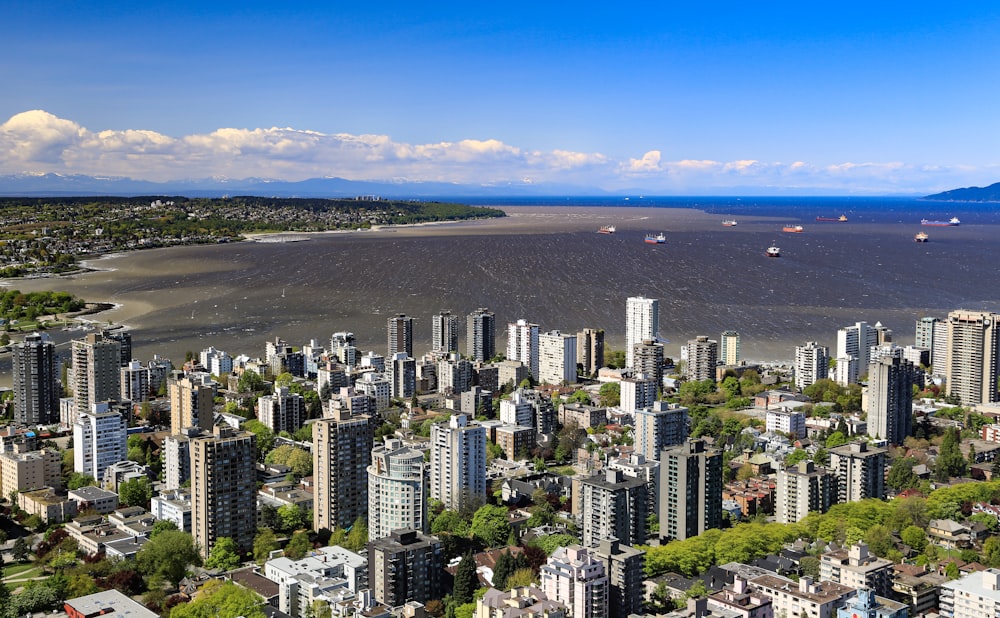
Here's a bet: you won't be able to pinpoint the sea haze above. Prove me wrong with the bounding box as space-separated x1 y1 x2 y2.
3 196 999 376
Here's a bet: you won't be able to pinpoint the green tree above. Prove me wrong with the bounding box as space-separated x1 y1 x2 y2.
785 449 809 467
900 525 928 552
983 535 1000 568
136 529 201 589
825 431 848 448
935 427 968 480
493 551 514 591
598 382 620 407
344 518 368 552
265 444 313 477
205 536 242 571
254 528 279 564
506 567 535 588
238 371 265 393
285 530 313 560
170 579 266 618
887 457 920 492
66 472 97 490
863 524 894 557
118 476 153 508
453 552 478 605
244 420 275 457
12 536 30 561
150 519 179 539
471 504 511 548
432 510 470 536
277 504 308 533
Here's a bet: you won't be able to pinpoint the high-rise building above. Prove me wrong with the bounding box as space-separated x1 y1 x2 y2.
625 297 658 368
541 545 609 618
828 441 887 503
368 438 427 541
580 469 648 548
795 341 829 390
508 319 540 379
632 340 664 387
71 333 121 415
355 372 391 412
368 529 443 607
945 310 1000 405
685 336 718 382
330 332 358 367
313 407 374 532
199 346 233 376
430 414 486 512
387 314 414 358
120 361 151 403
73 404 127 483
620 375 657 413
592 539 645 618
915 316 948 373
101 329 132 368
191 425 257 557
12 332 59 426
634 402 688 462
538 331 577 385
658 439 722 541
577 328 605 377
774 460 835 524
466 308 496 362
720 331 740 366
866 356 916 444
836 322 878 384
431 311 459 355
388 353 417 400
168 371 216 435
437 353 473 395
257 386 306 434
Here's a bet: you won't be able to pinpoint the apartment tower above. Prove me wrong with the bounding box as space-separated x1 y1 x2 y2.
313 407 375 532
466 308 496 362
12 332 59 426
191 425 257 557
625 297 658 368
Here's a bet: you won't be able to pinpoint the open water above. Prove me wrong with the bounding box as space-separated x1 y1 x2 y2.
4 196 1000 375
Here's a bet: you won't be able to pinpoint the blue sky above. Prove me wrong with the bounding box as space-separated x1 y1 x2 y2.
2 2 1000 194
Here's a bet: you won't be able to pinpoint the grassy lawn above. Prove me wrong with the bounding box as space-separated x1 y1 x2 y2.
549 465 577 477
2 563 43 579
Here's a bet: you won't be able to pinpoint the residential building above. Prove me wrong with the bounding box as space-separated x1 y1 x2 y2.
766 409 806 439
915 316 948 373
356 372 391 412
191 425 257 557
64 589 160 618
607 453 660 515
686 336 718 382
945 310 1000 405
592 538 644 618
168 371 216 434
721 331 741 366
264 545 367 617
658 439 723 541
828 441 887 503
508 319 541 379
200 346 233 376
836 589 908 618
577 328 605 378
150 488 192 532
163 428 200 490
795 341 829 390
313 407 374 532
467 308 496 362
69 485 119 515
430 414 486 512
940 568 1000 618
820 542 893 597
707 576 773 618
541 545 609 618
633 340 665 388
559 402 608 431
626 297 658 369
12 332 60 426
634 402 688 462
73 405 127 483
70 332 121 416
387 314 414 358
751 575 854 618
431 311 459 355
120 360 151 403
495 425 536 461
580 469 648 548
330 332 358 367
437 353 473 395
620 375 657 413
837 322 878 385
538 331 577 385
368 529 443 607
258 386 306 434
368 438 427 541
0 448 61 496
477 586 568 618
775 461 835 524
389 352 417 400
866 356 916 444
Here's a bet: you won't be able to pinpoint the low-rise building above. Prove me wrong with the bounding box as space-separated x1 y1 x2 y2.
835 589 908 618
707 576 773 618
750 575 854 618
939 568 1000 618
151 488 192 532
18 487 77 523
476 586 568 618
64 589 160 618
820 542 893 597
69 485 119 514
0 448 62 497
264 545 367 617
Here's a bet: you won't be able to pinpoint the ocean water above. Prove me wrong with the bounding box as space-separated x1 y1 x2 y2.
3 196 1000 375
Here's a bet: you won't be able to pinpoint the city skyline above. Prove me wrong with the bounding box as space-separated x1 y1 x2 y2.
3 4 1000 194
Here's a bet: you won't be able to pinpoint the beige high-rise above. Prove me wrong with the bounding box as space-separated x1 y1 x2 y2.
946 310 1000 405
191 425 256 557
313 408 374 532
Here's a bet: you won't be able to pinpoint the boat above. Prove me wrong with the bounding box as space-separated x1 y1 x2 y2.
816 215 848 222
644 233 666 244
766 245 780 257
782 225 804 233
598 225 616 234
722 220 737 227
914 232 929 242
921 217 960 226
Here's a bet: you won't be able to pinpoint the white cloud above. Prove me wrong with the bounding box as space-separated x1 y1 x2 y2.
0 110 991 194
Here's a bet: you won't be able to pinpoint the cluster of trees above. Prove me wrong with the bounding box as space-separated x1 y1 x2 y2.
0 290 85 326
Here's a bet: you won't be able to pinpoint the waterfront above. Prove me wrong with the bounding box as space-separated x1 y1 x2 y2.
3 199 1000 376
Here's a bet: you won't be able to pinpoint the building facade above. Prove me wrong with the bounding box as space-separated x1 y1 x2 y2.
866 356 916 444
538 331 577 385
368 529 442 607
431 311 459 355
720 330 741 366
12 332 60 426
775 460 835 524
387 314 414 358
73 405 127 483
313 408 374 532
795 341 829 390
430 414 486 512
686 336 718 382
467 308 496 363
828 441 887 503
634 402 688 462
191 425 257 557
508 319 540 380
658 439 723 541
625 297 658 369
257 386 306 434
577 328 605 377
368 438 427 541
71 332 121 416
541 545 609 618
580 469 648 548
945 310 1000 405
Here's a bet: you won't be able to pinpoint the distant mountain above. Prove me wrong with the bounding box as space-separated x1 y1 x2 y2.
0 173 609 199
925 182 1000 202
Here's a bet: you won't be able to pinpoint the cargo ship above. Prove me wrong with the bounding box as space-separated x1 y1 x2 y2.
766 245 780 257
816 215 848 222
722 220 737 227
914 232 929 242
644 233 666 244
782 225 804 233
598 225 616 234
921 217 960 226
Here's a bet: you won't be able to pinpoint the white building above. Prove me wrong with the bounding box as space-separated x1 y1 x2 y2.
73 404 127 483
151 488 192 532
431 311 460 355
794 341 828 390
766 409 806 439
368 438 427 541
430 414 486 512
388 352 417 400
626 297 658 369
355 372 391 412
540 545 608 618
264 545 367 618
508 319 541 380
837 322 877 384
200 346 233 376
500 390 535 428
620 375 657 413
538 331 577 385
120 361 151 403
257 386 306 434
940 568 1000 618
634 402 688 462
